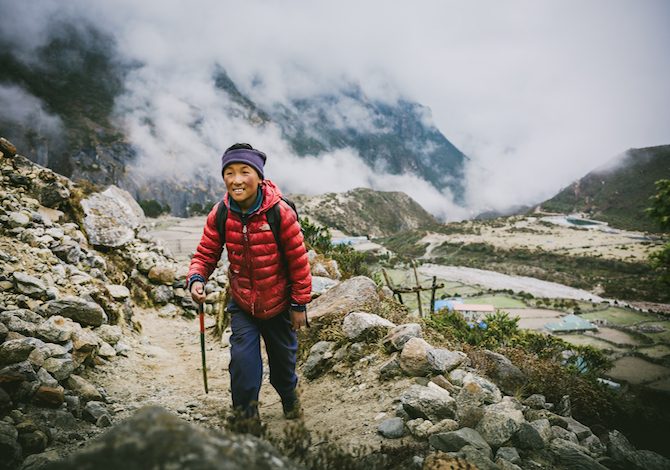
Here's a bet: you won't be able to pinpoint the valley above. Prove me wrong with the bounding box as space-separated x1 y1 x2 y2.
148 212 670 395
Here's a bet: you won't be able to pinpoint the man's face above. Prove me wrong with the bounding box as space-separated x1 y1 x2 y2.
223 163 261 210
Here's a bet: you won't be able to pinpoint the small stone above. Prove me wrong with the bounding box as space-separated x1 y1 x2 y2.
399 337 432 377
32 385 65 407
8 211 30 228
18 430 49 455
377 417 405 439
382 323 422 352
148 265 176 285
342 311 395 341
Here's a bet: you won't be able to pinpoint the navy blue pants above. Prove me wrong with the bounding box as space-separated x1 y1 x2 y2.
228 300 298 418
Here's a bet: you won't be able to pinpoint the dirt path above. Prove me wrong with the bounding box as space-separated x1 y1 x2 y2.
85 308 416 453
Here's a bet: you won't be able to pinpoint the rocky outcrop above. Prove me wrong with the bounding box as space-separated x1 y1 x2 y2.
0 138 225 468
307 276 379 320
296 277 669 470
80 186 145 248
42 406 299 469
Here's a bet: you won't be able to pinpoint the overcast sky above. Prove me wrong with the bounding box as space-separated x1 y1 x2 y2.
2 0 669 219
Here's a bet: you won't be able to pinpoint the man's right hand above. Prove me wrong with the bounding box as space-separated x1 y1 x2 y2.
190 281 206 304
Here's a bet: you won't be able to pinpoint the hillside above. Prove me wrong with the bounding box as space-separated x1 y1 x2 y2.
1 137 670 469
540 145 670 232
290 187 439 237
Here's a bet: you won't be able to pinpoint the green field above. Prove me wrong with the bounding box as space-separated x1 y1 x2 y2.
581 307 652 326
638 344 670 360
559 334 629 353
640 321 670 344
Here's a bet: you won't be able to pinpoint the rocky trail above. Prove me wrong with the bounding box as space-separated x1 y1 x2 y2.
85 306 416 455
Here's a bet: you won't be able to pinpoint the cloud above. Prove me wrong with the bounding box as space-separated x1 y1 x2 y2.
1 0 669 220
0 84 64 160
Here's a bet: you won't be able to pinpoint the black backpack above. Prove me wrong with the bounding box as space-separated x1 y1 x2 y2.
215 196 299 252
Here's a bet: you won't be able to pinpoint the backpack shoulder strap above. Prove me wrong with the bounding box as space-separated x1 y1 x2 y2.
266 196 299 252
215 199 228 244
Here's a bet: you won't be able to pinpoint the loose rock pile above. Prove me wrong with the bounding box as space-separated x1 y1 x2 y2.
0 138 230 469
301 276 670 470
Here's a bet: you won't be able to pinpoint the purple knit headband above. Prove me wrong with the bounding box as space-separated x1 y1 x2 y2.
220 148 267 179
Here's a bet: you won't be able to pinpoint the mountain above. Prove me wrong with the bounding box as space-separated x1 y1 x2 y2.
0 24 468 215
289 187 438 237
539 145 670 232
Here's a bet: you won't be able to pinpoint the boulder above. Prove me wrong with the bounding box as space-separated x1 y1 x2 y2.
429 427 492 458
0 338 37 366
564 416 593 440
311 276 339 296
523 394 548 410
35 316 78 343
148 265 176 285
383 323 422 352
514 418 553 450
96 325 122 345
72 328 100 353
32 385 65 407
307 276 378 320
43 297 106 327
42 355 76 381
8 211 30 228
80 186 144 248
476 400 525 447
405 418 434 439
51 241 82 265
151 285 174 305
45 406 300 469
67 375 103 402
83 401 113 427
377 417 405 439
0 360 38 383
399 337 432 376
399 384 456 422
481 350 527 395
106 284 130 300
0 137 17 157
427 419 459 436
450 371 502 404
302 341 336 380
550 438 609 470
342 311 395 340
496 446 522 465
427 348 467 374
12 272 48 299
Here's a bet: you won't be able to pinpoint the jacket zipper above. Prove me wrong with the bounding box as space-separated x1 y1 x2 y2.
242 218 256 316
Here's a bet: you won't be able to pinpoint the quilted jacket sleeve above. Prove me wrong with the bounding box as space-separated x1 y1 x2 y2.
187 203 225 284
278 202 312 305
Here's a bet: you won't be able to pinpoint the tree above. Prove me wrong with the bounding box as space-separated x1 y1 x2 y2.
646 179 670 285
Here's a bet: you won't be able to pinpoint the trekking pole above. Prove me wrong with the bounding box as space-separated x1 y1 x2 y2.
198 302 209 394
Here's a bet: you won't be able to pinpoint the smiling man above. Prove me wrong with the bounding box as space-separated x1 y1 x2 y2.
187 143 312 432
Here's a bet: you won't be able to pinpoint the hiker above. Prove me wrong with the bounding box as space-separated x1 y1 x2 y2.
187 143 312 426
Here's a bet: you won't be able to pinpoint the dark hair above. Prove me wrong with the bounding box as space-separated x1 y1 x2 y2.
225 143 253 153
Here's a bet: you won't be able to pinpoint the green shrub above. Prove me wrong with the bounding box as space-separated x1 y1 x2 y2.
139 199 171 218
423 309 519 349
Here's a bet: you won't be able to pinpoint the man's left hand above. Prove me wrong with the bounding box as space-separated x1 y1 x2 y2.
290 309 307 331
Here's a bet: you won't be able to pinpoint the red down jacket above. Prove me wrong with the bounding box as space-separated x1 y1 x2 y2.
187 180 312 319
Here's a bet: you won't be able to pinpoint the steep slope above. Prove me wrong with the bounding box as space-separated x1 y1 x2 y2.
540 145 670 232
290 187 439 237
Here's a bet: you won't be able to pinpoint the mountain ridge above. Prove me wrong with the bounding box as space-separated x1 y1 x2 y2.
539 145 670 232
0 22 467 216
